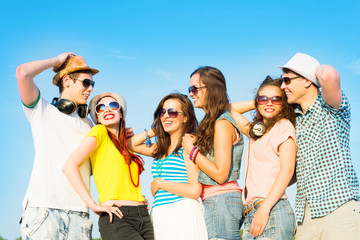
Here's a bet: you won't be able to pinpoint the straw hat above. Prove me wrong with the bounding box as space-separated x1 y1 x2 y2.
278 53 320 87
89 92 127 124
52 55 99 86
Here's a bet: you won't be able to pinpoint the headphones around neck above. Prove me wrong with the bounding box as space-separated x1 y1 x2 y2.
52 98 89 118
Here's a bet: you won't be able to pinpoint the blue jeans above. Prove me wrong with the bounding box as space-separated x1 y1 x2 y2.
20 207 93 240
203 191 243 240
242 199 296 240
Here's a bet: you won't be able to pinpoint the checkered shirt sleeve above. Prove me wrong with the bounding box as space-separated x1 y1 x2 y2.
294 91 359 223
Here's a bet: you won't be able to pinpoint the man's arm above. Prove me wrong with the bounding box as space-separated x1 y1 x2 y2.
316 64 342 109
16 52 75 106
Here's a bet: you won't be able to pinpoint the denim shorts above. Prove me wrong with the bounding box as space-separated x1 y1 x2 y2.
242 199 296 240
99 205 154 240
20 207 93 240
203 191 243 240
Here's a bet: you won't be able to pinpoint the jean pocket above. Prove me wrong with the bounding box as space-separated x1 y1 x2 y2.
226 197 242 221
24 209 50 237
203 199 215 219
81 218 93 239
288 209 296 234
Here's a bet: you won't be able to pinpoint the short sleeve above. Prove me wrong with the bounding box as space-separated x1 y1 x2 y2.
320 91 351 124
21 88 41 109
22 95 49 121
86 124 108 149
271 119 296 155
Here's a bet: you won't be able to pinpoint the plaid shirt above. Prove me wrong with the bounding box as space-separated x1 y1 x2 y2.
294 91 359 223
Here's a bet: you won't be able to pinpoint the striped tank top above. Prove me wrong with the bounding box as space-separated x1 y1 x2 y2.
151 148 188 208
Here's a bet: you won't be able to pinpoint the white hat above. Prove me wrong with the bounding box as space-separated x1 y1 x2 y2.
89 92 127 124
278 53 320 87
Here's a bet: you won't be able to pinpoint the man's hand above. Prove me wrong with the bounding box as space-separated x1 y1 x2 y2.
125 127 134 138
52 52 75 72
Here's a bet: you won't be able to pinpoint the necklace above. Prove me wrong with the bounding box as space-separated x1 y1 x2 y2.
156 150 174 176
128 162 140 187
156 158 165 176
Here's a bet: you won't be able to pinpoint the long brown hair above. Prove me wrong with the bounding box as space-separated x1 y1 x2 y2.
97 102 145 173
152 93 198 159
191 66 229 154
249 76 296 140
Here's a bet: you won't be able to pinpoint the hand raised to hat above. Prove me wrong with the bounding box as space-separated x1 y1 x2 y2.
52 52 75 72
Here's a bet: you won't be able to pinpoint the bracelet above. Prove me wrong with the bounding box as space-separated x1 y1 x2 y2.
144 129 152 147
192 148 200 164
189 147 199 164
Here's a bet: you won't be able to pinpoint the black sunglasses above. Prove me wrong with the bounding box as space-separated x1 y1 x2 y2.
95 101 120 114
257 95 283 105
282 76 301 85
188 85 206 95
74 78 95 88
159 108 183 118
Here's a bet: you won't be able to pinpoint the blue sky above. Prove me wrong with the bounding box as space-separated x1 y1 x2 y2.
1 0 360 239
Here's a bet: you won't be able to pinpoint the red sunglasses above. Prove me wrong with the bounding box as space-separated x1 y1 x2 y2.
257 96 283 105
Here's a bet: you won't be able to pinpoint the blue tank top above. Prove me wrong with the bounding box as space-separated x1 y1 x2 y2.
151 148 188 208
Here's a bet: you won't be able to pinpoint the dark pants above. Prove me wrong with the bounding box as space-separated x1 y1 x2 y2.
99 205 154 240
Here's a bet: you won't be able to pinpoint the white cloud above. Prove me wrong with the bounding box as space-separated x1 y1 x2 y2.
345 58 360 75
155 69 172 81
104 53 136 60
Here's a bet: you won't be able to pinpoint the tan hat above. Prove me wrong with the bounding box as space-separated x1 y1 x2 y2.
89 92 127 124
52 55 99 86
278 53 320 87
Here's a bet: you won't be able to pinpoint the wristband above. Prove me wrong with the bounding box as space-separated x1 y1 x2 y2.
192 148 200 164
189 146 199 164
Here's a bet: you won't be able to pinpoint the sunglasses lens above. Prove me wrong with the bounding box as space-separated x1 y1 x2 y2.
271 96 283 105
82 79 95 88
282 77 291 85
95 104 105 113
188 86 197 95
257 96 269 105
168 108 179 118
159 108 166 117
109 102 120 110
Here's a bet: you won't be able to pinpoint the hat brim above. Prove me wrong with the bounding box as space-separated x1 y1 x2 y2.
278 66 319 86
53 67 99 86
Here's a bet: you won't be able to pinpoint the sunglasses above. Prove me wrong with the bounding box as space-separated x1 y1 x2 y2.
159 108 183 118
282 76 301 85
188 85 206 95
95 101 120 114
74 78 95 88
257 96 283 105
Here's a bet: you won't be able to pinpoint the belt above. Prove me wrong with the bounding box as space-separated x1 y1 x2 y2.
243 199 264 216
